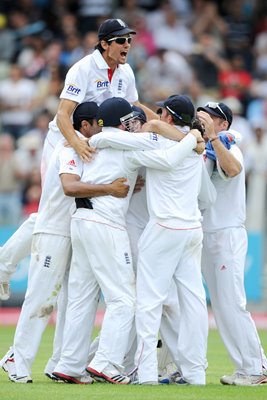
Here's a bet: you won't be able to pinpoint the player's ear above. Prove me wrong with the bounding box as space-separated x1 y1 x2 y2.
101 40 109 51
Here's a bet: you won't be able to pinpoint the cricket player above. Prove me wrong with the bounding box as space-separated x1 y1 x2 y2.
53 97 203 384
197 102 267 386
0 102 130 384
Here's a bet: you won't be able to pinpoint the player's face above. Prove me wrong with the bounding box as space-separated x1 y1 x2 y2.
209 115 227 134
129 119 142 132
103 35 132 65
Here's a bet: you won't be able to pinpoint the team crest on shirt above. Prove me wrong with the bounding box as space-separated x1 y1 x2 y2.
66 83 81 96
124 252 131 265
118 79 122 92
95 79 109 89
149 133 158 141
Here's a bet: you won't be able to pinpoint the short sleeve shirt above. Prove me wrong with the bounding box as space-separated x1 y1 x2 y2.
59 49 138 105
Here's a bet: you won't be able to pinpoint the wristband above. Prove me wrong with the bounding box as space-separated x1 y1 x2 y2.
210 137 219 142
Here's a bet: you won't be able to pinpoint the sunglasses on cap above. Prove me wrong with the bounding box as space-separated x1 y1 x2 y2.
206 102 227 121
108 36 132 45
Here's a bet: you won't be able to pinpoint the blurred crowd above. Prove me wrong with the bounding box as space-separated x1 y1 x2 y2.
0 0 267 227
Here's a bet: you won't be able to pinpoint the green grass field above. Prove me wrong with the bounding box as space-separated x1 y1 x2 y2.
0 325 266 400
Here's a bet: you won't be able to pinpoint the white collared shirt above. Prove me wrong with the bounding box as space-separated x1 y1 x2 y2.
60 49 138 105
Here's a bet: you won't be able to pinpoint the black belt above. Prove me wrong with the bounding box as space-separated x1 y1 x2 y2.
75 198 93 209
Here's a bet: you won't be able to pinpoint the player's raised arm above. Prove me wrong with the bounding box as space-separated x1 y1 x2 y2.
56 99 96 162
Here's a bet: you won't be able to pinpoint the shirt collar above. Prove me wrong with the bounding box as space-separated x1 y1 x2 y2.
93 49 119 71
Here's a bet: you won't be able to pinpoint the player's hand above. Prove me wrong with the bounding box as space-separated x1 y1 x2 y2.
109 178 130 198
73 138 96 162
133 175 145 193
190 129 205 154
197 111 217 141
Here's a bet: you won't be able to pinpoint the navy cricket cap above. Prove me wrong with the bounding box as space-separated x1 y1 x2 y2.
73 102 99 129
97 97 132 127
197 102 233 127
98 18 136 40
156 95 195 125
131 105 147 123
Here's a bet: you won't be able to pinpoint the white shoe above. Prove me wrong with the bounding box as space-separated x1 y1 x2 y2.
0 347 16 380
220 373 244 385
233 374 267 386
10 375 33 383
0 281 10 301
87 365 130 384
52 371 94 384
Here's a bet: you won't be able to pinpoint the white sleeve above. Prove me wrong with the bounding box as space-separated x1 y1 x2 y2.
89 131 160 150
198 159 217 211
128 133 197 170
59 147 83 177
59 62 87 104
216 145 243 181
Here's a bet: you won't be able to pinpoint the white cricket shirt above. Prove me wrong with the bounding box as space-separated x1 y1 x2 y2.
34 139 75 237
89 128 209 228
42 50 139 181
60 128 198 227
202 144 246 232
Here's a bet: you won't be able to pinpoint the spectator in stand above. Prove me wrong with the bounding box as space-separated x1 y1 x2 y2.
190 32 225 91
131 13 156 57
0 13 16 66
22 168 42 218
152 3 194 55
253 19 267 78
0 63 38 139
15 133 43 183
17 34 47 79
82 31 98 55
126 14 156 73
246 122 267 232
245 70 267 130
78 0 113 34
218 53 252 110
0 134 23 226
59 32 84 68
114 0 145 27
190 0 228 47
222 0 255 70
23 110 52 145
222 96 254 171
137 48 193 103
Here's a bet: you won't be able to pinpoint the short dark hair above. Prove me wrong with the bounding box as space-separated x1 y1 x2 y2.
73 118 94 131
94 34 116 53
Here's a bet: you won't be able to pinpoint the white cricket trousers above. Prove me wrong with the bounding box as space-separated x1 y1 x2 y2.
202 227 267 374
0 213 36 280
56 211 136 376
135 220 208 385
14 233 71 377
125 222 180 375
